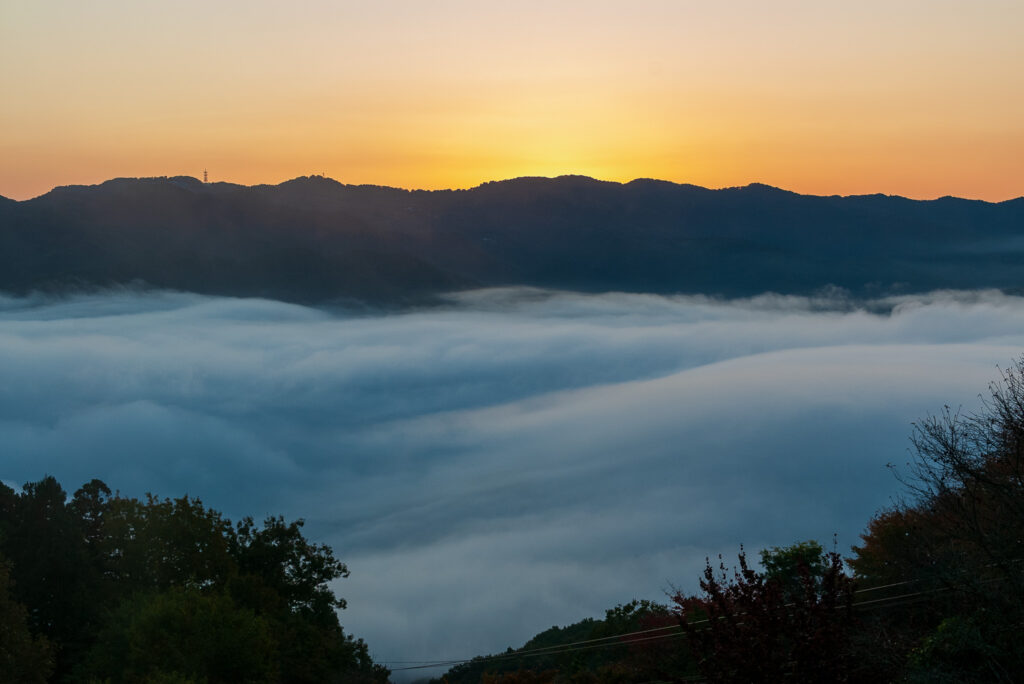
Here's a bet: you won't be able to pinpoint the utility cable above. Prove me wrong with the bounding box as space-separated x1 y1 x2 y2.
385 568 1021 671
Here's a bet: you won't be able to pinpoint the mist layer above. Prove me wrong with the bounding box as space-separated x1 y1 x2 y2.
2 287 1021 671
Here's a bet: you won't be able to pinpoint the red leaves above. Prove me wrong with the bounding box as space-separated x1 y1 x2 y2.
674 546 856 683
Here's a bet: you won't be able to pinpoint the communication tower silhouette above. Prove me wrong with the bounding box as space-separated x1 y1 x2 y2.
203 169 208 183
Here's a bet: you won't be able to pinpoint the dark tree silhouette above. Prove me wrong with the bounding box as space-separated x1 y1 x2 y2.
849 357 1024 681
674 544 856 683
0 559 53 683
0 477 389 683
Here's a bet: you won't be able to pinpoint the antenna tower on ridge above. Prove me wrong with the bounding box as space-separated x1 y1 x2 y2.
203 169 208 183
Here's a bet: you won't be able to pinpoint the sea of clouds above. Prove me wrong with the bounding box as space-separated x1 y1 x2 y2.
2 287 1023 677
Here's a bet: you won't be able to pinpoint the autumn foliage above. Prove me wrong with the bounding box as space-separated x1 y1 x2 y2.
673 545 856 682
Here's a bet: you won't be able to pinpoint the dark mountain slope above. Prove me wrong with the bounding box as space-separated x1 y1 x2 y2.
2 177 464 303
1 175 1021 303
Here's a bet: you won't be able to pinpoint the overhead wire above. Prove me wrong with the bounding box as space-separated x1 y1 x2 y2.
385 569 1021 672
385 580 901 669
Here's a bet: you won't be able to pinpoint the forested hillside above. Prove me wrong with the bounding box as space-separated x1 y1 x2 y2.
2 175 1023 304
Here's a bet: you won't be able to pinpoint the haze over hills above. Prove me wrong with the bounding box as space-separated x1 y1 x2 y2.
1 175 1022 304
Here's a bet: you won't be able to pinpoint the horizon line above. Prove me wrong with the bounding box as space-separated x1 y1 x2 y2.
4 174 1022 205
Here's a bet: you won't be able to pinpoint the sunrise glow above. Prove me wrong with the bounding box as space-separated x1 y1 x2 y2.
2 0 1022 200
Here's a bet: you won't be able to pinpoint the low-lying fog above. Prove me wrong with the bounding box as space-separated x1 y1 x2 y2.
3 287 1022 676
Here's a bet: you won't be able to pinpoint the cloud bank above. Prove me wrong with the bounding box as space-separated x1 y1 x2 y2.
2 287 1022 675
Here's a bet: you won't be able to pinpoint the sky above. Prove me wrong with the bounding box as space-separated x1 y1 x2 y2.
3 287 1024 677
1 0 1022 201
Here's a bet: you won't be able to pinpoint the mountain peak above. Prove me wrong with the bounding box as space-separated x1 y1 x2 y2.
731 182 794 195
279 174 344 188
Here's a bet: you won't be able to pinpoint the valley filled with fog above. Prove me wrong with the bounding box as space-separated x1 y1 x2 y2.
3 287 1023 672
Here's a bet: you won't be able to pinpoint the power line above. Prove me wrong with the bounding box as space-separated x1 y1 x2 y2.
385 570 1020 672
385 582 890 669
389 631 692 672
386 621 688 670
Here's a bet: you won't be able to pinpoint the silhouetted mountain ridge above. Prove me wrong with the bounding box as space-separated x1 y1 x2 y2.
2 175 1022 304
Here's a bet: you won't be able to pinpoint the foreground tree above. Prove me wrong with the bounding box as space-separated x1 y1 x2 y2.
0 477 388 683
901 361 1024 600
0 559 53 683
674 542 856 683
0 477 98 678
79 587 278 683
849 358 1024 680
759 540 828 599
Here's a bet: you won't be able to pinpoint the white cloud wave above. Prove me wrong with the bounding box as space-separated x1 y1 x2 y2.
1 287 1022 676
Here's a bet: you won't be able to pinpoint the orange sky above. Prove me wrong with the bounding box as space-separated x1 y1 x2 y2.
1 0 1022 201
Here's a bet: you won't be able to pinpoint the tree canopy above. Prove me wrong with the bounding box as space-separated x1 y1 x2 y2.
0 477 388 683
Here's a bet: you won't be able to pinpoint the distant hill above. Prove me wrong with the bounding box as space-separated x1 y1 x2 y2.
1 175 1022 304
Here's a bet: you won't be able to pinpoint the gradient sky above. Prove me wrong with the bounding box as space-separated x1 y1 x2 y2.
2 0 1022 201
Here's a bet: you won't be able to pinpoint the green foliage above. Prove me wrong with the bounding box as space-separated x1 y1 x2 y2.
80 587 277 684
1 476 98 678
97 492 236 593
595 599 670 637
69 479 112 551
902 616 1003 683
232 514 349 617
759 539 826 597
0 558 53 683
0 476 388 683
